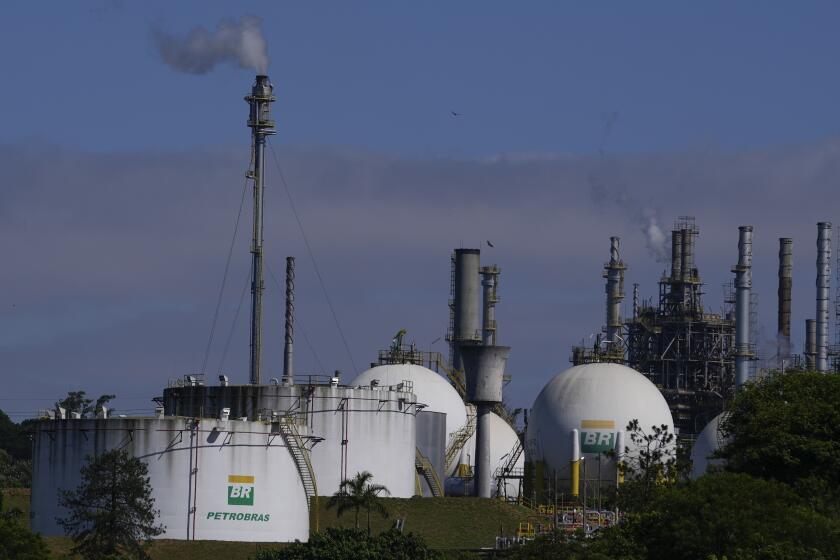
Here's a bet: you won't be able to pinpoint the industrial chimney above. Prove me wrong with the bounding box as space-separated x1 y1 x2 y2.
246 75 276 384
816 222 832 372
777 238 792 365
805 319 817 370
733 226 753 387
282 256 295 385
460 345 511 498
604 237 626 353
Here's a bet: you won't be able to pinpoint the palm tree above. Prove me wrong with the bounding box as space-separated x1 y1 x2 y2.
327 470 390 533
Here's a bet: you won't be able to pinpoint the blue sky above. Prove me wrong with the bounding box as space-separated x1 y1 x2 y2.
3 2 840 419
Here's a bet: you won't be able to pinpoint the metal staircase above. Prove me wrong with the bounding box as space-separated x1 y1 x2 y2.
275 416 319 521
444 404 477 473
494 438 524 497
414 447 443 497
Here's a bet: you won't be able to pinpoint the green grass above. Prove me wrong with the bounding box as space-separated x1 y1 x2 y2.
4 489 533 557
313 496 535 550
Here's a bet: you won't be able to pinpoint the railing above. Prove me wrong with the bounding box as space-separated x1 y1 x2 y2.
414 447 443 497
274 416 319 529
444 404 476 472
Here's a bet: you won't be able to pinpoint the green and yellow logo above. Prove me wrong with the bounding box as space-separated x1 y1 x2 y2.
227 475 254 506
580 420 616 453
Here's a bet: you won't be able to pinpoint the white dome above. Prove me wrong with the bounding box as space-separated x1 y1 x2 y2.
526 363 674 479
448 411 524 498
690 412 728 479
351 364 467 444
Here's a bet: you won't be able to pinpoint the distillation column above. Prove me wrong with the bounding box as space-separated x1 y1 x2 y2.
604 237 626 353
282 256 295 385
777 238 792 366
480 265 501 346
452 249 482 370
816 222 832 372
246 75 276 384
461 345 511 498
733 226 753 387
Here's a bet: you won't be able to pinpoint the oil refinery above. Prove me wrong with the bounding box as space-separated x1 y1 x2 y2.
26 73 838 544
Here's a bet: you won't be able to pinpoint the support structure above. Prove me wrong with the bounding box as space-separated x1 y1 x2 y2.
733 226 753 387
480 265 501 346
282 256 295 385
777 238 792 366
816 222 832 372
461 345 510 498
246 75 276 384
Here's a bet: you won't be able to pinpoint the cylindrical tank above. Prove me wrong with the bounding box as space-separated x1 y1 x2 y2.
31 417 309 542
689 412 729 479
163 382 417 497
526 363 675 486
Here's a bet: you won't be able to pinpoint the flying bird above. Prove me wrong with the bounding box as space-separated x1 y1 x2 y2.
486 240 494 248
450 111 462 117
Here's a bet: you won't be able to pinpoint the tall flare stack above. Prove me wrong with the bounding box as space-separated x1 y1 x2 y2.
816 222 832 372
604 237 626 354
777 238 792 365
245 75 276 384
733 226 753 387
460 345 511 498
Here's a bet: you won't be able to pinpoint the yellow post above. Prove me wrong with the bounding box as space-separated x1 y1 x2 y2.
571 429 581 497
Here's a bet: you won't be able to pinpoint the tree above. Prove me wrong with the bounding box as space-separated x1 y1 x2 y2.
610 420 681 512
55 391 116 418
0 449 31 488
718 371 840 514
327 471 390 533
621 473 840 560
0 410 31 461
58 449 164 559
0 492 49 560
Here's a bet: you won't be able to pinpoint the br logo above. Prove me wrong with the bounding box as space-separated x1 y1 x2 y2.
580 420 616 453
228 475 255 506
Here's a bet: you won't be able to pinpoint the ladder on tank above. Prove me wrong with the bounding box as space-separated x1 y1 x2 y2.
275 416 319 526
444 404 477 474
415 447 443 497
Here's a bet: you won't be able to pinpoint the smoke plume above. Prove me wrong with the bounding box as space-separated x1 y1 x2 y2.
151 16 269 75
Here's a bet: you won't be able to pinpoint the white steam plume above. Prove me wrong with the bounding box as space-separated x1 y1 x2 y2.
151 16 269 75
641 210 669 263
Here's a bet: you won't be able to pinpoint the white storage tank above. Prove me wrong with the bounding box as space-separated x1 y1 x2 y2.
690 412 728 478
445 410 524 499
30 417 309 542
526 363 675 484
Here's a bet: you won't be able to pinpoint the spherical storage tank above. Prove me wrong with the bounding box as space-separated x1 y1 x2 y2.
690 412 728 478
351 364 467 480
527 363 674 482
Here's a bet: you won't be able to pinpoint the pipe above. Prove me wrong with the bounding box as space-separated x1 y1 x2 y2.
604 237 626 349
453 249 481 370
734 226 753 387
246 75 276 384
671 230 683 281
806 319 817 370
282 256 295 385
777 238 792 364
817 222 832 372
460 345 510 498
570 429 580 498
480 265 500 346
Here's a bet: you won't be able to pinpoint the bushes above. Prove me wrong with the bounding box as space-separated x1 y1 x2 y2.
254 528 441 560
